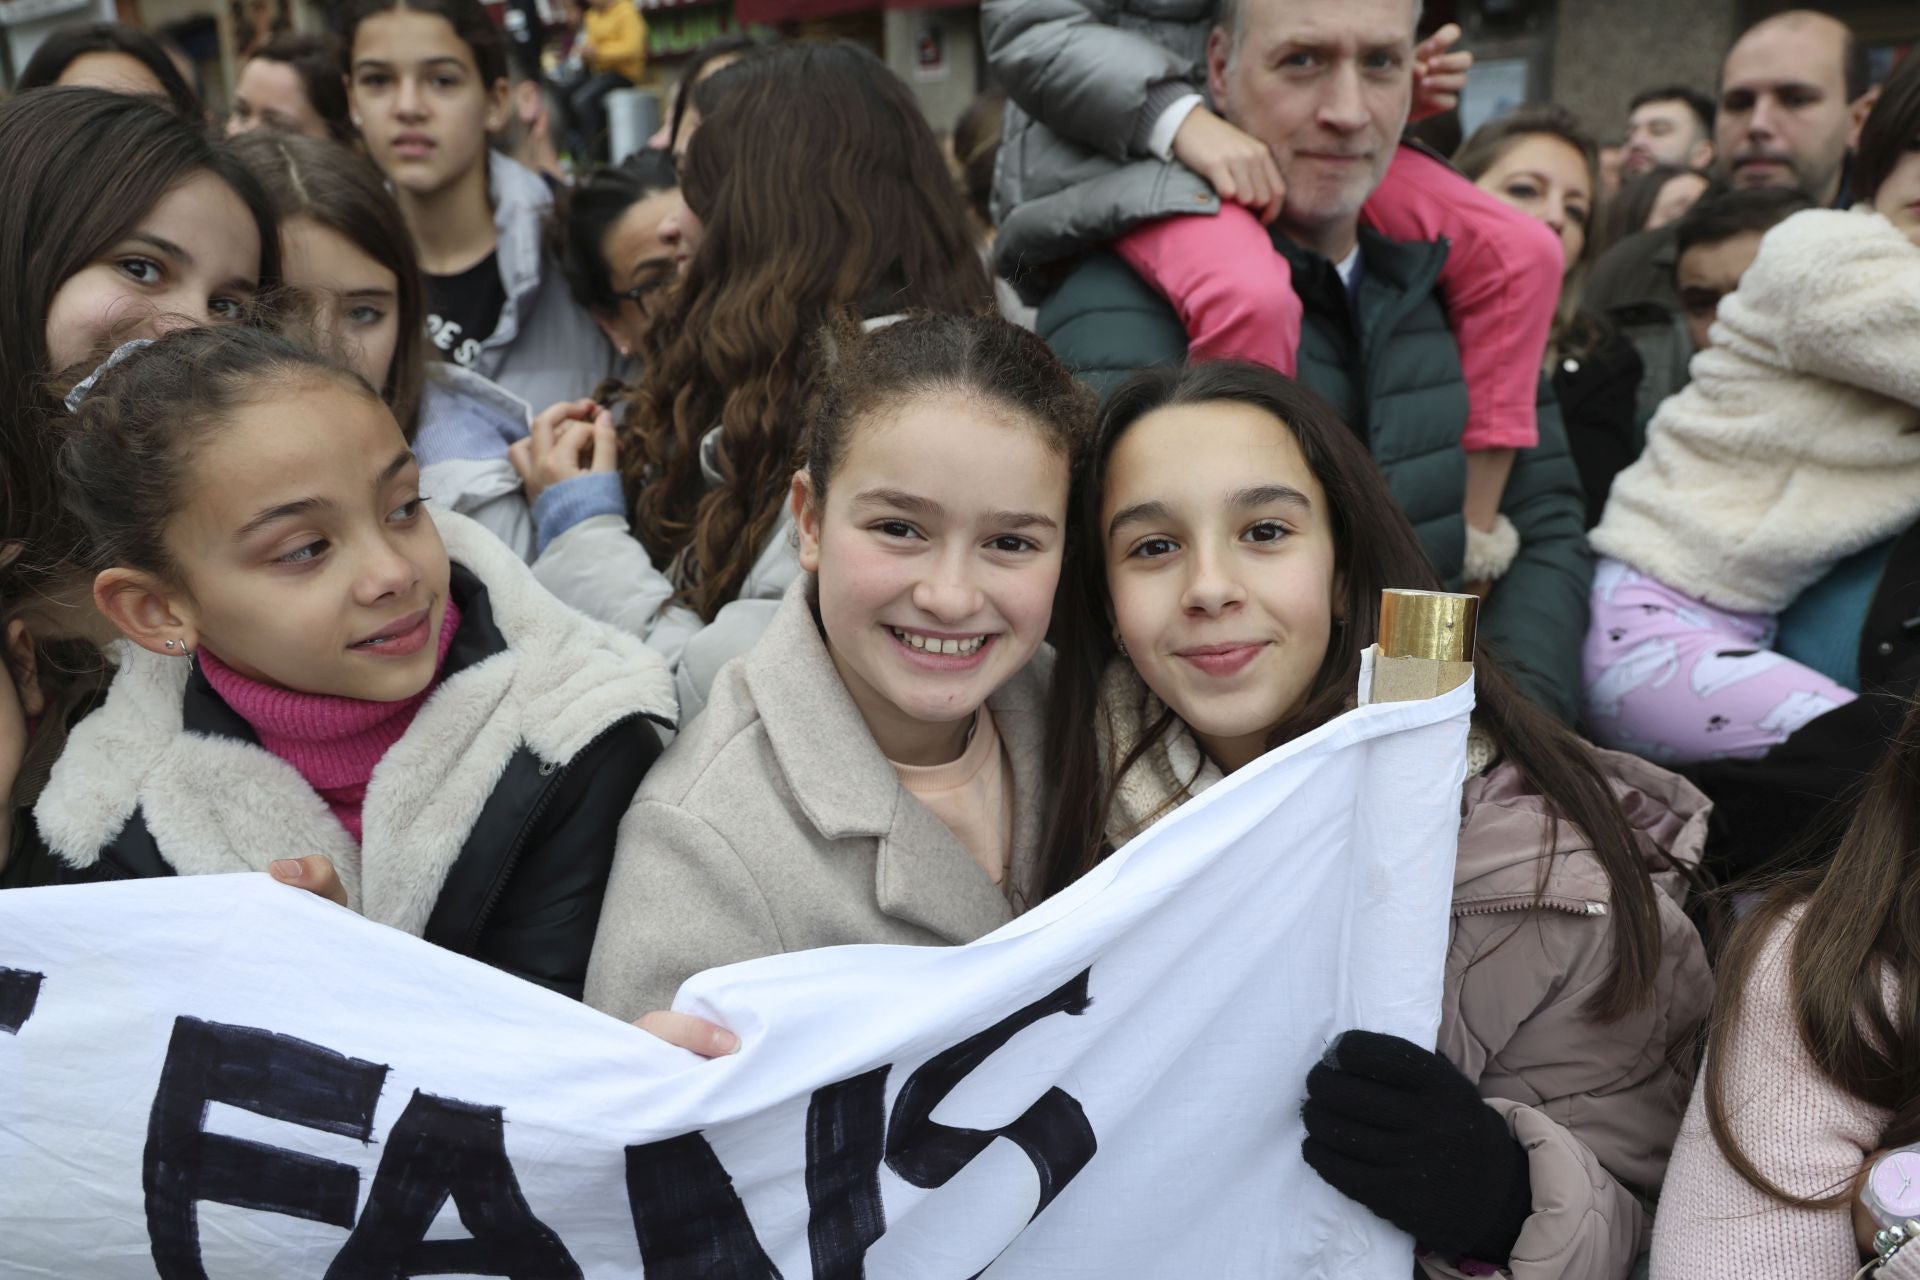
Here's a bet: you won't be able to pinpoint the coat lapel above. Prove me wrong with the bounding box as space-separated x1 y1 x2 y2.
874 793 1014 944
745 581 1023 945
989 655 1052 915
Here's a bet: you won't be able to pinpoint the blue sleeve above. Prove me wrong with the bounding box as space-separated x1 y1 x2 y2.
532 472 627 553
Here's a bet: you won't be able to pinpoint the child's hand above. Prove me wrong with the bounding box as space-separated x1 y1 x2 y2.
634 1010 740 1057
1171 106 1285 225
268 855 349 907
1410 23 1472 122
510 399 619 507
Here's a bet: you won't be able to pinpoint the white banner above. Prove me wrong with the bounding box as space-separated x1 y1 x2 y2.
0 681 1471 1279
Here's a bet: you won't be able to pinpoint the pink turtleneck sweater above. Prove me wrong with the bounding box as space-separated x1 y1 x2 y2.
198 601 462 843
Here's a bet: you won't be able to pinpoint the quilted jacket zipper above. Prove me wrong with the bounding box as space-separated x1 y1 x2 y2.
1451 893 1609 919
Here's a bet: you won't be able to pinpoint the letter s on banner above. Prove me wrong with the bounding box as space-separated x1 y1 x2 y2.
885 970 1098 1224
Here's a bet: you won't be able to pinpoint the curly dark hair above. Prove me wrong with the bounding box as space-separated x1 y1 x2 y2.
623 41 993 623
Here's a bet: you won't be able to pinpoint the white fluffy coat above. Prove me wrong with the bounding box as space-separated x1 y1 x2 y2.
35 510 675 938
1591 207 1920 614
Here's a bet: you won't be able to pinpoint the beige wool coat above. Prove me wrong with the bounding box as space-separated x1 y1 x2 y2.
584 580 1052 1022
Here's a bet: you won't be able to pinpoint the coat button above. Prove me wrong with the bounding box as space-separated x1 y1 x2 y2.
1880 641 1896 656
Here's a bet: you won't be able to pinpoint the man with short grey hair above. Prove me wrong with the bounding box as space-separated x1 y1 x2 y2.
1204 0 1421 264
991 0 1593 728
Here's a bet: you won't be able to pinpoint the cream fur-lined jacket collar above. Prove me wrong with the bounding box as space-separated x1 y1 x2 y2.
35 510 676 939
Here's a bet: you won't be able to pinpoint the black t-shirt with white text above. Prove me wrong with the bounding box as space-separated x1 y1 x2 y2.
426 252 506 368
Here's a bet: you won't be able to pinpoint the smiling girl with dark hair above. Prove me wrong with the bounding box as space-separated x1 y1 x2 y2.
35 325 671 999
585 312 1086 1023
1045 359 1710 1280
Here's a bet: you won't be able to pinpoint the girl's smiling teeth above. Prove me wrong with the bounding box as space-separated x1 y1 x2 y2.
887 626 991 656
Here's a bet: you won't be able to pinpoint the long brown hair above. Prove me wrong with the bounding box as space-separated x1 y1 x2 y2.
1453 104 1606 367
0 88 281 583
624 42 993 622
1041 362 1671 1021
1853 51 1920 205
1706 698 1920 1206
228 132 430 438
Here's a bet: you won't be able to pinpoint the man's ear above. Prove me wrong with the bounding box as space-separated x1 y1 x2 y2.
1689 137 1715 172
1849 85 1882 151
93 568 197 660
1206 24 1234 113
790 471 823 575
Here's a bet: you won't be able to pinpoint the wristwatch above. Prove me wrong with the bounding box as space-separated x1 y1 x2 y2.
1870 1152 1920 1228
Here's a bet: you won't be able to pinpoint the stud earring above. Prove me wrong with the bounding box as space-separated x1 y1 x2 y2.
1112 629 1128 656
164 639 178 650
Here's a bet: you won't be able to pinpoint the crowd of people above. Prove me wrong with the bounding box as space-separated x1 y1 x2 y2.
2 0 1920 1274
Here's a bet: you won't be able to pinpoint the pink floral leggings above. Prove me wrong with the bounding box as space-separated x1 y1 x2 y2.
1581 559 1856 764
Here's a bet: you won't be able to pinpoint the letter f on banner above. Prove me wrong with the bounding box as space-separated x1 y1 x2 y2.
144 1017 388 1280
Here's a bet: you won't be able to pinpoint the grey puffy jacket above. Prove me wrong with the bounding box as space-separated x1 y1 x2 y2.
476 152 624 413
985 0 1221 299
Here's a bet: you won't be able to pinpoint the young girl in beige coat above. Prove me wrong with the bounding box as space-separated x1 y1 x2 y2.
1043 362 1711 1280
584 314 1091 1024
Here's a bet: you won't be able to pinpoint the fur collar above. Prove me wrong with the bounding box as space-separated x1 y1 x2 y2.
36 511 675 936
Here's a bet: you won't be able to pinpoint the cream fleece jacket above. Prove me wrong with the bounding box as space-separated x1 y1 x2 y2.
1590 208 1920 614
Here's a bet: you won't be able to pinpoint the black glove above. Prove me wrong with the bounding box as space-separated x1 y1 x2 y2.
1301 1029 1532 1264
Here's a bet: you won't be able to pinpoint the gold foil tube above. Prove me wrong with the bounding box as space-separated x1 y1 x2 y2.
1378 589 1479 663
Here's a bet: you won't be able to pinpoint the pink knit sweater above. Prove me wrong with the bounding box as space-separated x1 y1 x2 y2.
1651 911 1920 1278
198 600 462 843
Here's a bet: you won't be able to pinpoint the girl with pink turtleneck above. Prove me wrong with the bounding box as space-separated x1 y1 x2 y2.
32 325 675 1000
